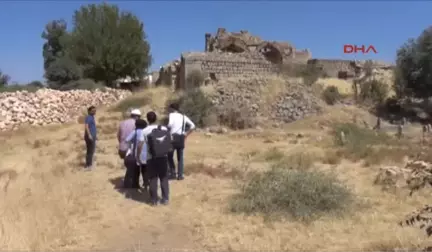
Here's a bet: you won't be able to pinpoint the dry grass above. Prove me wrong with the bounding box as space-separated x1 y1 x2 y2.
1 88 432 251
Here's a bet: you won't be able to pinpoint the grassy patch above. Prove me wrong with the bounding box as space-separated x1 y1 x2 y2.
330 123 408 165
230 163 354 222
261 148 317 169
110 94 151 112
184 161 244 179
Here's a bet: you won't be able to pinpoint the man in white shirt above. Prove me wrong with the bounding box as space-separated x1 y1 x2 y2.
143 111 170 206
167 103 196 181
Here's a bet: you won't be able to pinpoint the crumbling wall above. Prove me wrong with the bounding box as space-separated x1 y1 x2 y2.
308 59 355 78
179 52 280 89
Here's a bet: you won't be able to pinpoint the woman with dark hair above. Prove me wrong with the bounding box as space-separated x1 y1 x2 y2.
124 119 149 189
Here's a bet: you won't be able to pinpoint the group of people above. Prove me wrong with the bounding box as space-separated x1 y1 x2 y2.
83 103 196 206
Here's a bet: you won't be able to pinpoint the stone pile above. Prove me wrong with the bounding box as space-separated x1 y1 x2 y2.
375 160 432 195
209 76 323 124
0 88 131 131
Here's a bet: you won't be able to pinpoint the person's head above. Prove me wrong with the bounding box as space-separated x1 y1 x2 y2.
168 103 180 113
135 119 148 129
130 109 141 120
146 111 157 124
88 106 96 115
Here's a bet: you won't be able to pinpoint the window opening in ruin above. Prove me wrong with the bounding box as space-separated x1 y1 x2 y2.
209 73 217 81
338 71 349 80
260 45 283 64
223 43 246 53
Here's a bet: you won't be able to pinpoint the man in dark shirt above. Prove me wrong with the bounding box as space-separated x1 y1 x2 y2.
84 106 97 171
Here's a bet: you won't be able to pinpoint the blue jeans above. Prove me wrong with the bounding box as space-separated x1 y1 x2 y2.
85 135 96 167
168 148 184 178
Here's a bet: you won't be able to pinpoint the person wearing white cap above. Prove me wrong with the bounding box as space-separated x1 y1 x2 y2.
117 108 141 159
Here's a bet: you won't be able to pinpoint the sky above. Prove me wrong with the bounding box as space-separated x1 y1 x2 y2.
0 0 430 83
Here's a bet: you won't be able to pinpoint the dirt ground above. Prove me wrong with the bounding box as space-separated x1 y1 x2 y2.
0 87 431 251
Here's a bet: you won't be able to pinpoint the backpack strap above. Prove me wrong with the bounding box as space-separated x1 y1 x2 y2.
133 129 138 159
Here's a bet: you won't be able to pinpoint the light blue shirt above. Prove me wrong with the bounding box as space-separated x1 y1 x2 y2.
125 129 147 164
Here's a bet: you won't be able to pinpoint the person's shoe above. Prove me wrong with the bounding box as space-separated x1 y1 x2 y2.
84 166 93 171
177 176 184 181
160 199 169 205
169 174 177 180
150 201 158 206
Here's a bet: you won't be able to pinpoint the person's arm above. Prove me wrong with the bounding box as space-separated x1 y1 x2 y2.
84 116 93 140
125 131 134 143
167 113 174 131
136 131 145 163
184 116 196 138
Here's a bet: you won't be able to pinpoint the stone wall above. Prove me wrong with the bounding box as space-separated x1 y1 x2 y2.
308 59 355 78
179 52 280 89
0 88 131 131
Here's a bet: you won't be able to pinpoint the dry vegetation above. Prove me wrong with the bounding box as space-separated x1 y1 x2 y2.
1 86 432 251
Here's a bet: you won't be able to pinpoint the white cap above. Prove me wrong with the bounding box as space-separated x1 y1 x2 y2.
130 109 141 116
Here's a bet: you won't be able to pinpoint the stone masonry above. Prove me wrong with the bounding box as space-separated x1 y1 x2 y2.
178 52 280 89
158 27 395 90
159 28 312 90
0 88 131 131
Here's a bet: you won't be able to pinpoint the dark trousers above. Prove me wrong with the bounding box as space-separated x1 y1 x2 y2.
85 136 96 167
147 156 169 203
168 147 184 179
124 157 140 188
124 157 149 188
140 164 150 188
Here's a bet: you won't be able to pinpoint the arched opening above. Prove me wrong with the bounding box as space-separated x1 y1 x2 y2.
222 43 246 53
259 44 283 64
219 37 249 53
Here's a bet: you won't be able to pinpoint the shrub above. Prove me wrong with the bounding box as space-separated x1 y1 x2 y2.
56 79 105 91
0 83 43 93
110 94 151 113
186 70 205 88
280 64 324 86
167 89 214 128
331 123 407 165
322 85 341 105
230 164 354 221
217 103 256 130
360 79 389 104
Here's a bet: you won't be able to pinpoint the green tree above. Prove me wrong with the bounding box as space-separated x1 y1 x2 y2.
0 69 10 87
68 3 152 86
42 19 81 87
395 27 432 98
45 56 82 88
42 20 69 71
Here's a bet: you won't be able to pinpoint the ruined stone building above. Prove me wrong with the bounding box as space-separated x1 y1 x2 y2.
156 28 394 90
157 28 312 90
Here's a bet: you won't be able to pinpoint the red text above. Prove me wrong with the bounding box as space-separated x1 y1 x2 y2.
343 44 378 54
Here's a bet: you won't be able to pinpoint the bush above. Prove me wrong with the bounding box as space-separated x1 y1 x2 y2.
360 79 389 104
167 89 214 128
110 94 151 112
322 85 341 105
230 164 354 221
186 70 205 88
0 83 43 93
394 26 432 98
217 103 257 130
331 123 407 165
280 64 324 86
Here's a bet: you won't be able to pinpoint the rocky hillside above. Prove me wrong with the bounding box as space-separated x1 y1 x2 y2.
0 88 131 131
209 76 324 124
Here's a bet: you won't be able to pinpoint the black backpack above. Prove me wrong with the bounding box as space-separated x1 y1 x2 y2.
147 125 172 158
